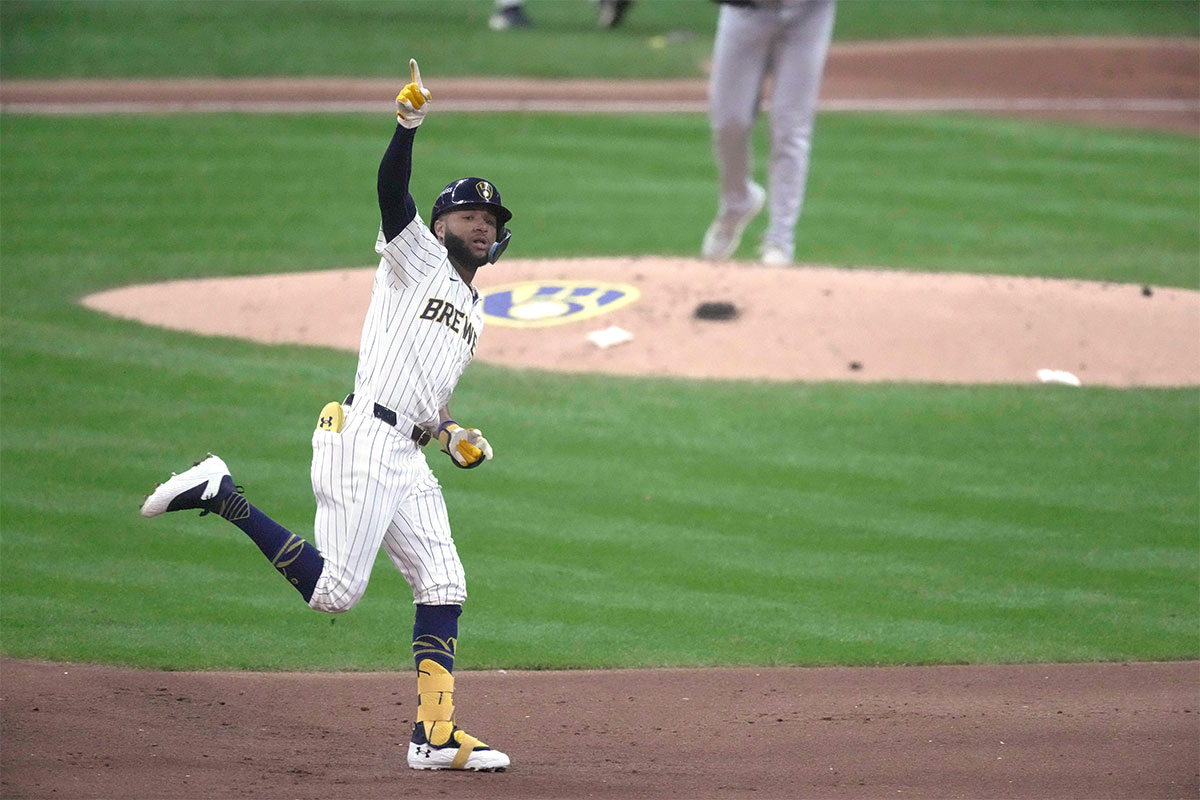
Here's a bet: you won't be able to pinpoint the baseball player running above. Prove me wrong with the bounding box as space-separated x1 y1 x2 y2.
141 59 510 773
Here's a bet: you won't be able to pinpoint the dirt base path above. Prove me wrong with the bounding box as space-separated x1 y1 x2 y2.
3 658 1197 800
2 38 1197 133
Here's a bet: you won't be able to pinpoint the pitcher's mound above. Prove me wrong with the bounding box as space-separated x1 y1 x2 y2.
82 257 1199 386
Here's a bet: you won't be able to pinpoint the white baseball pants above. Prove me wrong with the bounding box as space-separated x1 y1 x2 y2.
709 0 835 249
307 406 466 613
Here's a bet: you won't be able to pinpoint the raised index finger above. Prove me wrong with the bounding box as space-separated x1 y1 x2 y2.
409 58 423 88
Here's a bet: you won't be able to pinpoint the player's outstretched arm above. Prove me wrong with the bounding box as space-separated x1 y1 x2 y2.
378 58 430 241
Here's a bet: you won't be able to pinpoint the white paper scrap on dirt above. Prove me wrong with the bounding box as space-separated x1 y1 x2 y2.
1036 368 1082 387
587 325 634 349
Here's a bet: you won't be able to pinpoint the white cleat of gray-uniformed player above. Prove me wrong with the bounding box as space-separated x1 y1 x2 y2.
761 241 794 266
701 181 766 261
140 454 234 518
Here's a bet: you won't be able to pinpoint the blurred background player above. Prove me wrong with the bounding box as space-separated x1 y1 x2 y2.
489 0 532 30
702 0 836 265
490 0 634 30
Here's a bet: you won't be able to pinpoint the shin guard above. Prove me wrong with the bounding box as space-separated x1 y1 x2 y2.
416 658 457 746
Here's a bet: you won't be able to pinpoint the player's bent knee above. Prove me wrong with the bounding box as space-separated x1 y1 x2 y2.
308 594 357 614
307 575 368 614
413 582 466 606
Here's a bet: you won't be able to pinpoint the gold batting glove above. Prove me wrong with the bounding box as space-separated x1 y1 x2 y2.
396 58 431 128
438 421 493 469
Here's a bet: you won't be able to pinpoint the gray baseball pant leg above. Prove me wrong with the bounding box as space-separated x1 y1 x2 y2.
763 0 835 250
708 4 773 216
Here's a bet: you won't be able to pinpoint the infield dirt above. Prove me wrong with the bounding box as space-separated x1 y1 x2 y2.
3 658 1197 799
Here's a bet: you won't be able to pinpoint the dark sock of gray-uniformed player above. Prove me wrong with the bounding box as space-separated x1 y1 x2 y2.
209 490 324 602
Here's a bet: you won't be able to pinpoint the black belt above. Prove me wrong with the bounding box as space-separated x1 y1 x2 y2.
343 393 432 446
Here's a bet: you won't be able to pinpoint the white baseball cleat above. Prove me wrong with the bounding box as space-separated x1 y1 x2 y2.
761 241 793 266
701 181 766 261
140 454 233 518
407 729 510 772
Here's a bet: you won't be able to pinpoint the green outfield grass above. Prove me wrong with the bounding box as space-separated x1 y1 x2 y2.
2 0 1196 79
4 114 1195 289
1 110 1197 670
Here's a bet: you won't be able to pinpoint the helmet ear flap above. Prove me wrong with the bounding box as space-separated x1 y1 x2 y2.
488 228 512 264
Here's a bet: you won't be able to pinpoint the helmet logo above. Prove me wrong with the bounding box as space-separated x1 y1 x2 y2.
476 181 494 201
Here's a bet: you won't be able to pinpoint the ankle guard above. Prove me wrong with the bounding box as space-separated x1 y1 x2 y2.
415 659 489 769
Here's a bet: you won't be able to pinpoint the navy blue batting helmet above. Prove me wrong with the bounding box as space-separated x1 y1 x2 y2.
430 177 513 263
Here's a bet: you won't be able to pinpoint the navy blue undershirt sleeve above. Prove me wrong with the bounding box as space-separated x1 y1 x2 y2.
378 124 419 243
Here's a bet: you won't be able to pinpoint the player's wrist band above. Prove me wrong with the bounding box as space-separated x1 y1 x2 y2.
438 419 459 435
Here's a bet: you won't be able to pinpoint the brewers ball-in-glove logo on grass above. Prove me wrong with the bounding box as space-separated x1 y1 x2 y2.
481 281 639 328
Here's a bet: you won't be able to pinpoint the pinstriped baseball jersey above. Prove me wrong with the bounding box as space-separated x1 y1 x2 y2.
305 211 486 611
357 219 485 432
305 217 480 612
301 112 506 613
